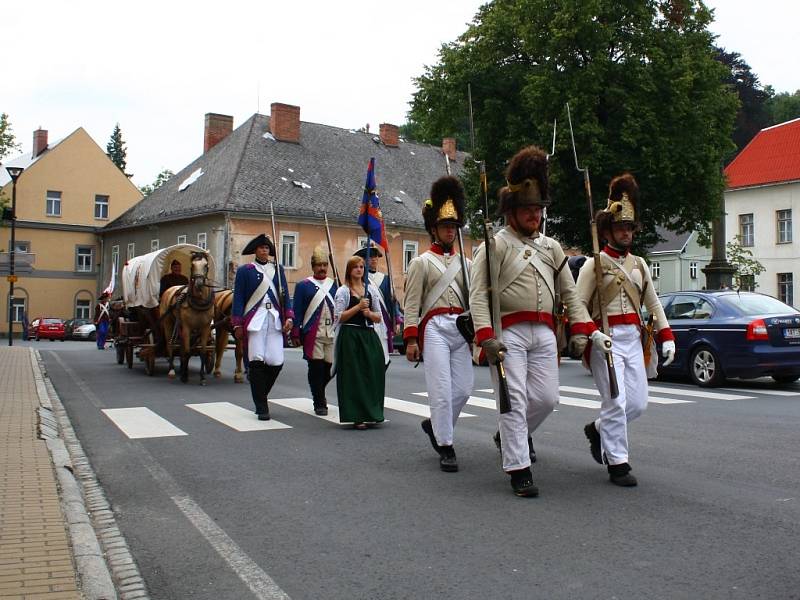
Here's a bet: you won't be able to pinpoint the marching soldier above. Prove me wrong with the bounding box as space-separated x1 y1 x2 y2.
232 234 294 420
403 176 473 472
353 244 399 363
292 247 338 416
574 174 675 486
470 146 609 497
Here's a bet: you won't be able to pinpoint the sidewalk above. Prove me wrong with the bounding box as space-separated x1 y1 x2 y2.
0 346 82 598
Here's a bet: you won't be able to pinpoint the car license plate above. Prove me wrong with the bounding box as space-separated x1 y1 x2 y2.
783 328 800 338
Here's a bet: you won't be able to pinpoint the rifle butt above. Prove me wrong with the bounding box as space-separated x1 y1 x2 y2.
496 362 512 414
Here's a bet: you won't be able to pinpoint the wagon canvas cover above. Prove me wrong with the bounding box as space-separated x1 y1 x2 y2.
122 244 216 308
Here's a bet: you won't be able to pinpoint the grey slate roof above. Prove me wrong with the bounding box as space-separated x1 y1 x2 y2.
105 114 467 231
649 226 693 253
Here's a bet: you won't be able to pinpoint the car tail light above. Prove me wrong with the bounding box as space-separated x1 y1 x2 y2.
746 319 769 341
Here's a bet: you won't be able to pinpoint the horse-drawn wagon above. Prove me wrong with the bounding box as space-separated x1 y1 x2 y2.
114 244 219 383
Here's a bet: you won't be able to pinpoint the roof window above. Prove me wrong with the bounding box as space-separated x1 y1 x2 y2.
178 168 204 191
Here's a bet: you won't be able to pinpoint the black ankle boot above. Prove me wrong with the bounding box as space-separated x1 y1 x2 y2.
439 446 458 472
584 422 603 464
608 463 638 487
248 361 269 419
509 467 539 497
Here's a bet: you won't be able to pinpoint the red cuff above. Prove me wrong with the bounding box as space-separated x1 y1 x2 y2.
570 321 598 336
285 309 295 320
657 328 675 343
403 325 419 341
231 316 243 327
476 327 495 345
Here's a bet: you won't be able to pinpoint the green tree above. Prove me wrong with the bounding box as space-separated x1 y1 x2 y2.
139 169 174 196
765 89 800 125
106 123 129 176
407 0 738 252
713 47 771 155
726 235 765 290
0 113 21 162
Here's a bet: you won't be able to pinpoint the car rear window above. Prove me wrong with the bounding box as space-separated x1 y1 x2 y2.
43 318 62 324
720 294 799 316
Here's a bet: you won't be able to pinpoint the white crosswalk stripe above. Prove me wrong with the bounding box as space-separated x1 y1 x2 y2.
383 396 476 418
558 396 601 409
558 385 694 404
268 397 343 423
720 387 800 397
645 385 753 401
413 391 495 410
186 402 291 431
102 407 188 439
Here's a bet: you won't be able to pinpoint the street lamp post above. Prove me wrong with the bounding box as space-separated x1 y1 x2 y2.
5 166 23 346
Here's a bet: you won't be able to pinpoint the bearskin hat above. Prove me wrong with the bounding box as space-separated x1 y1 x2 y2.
595 173 640 236
423 175 465 234
497 146 550 215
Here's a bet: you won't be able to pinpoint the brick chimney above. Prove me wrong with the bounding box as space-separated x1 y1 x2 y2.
270 103 301 143
32 128 48 158
379 123 399 147
442 137 457 161
204 113 234 153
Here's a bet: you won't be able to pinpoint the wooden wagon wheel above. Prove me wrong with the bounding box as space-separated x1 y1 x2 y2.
126 343 134 369
115 341 125 365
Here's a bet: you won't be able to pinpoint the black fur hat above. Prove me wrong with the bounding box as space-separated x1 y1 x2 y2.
497 146 550 215
596 173 640 236
241 233 276 256
423 175 465 234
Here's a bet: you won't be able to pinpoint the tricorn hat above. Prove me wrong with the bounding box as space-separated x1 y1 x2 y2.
497 146 551 214
242 233 276 256
353 241 383 259
596 173 640 234
423 176 465 234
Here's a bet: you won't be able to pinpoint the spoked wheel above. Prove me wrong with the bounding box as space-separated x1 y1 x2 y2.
126 344 134 369
689 346 724 387
115 342 125 365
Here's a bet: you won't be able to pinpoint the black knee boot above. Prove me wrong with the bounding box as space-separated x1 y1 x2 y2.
308 360 330 412
263 364 283 400
248 361 270 419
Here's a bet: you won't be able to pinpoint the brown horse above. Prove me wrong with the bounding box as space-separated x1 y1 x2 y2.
212 290 245 382
159 252 215 384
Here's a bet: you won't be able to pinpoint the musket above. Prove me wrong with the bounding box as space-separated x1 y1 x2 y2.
445 154 471 312
565 103 619 399
468 83 511 414
323 211 341 286
642 313 655 366
269 202 287 330
542 118 557 237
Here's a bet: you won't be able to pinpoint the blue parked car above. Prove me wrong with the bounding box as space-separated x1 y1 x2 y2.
657 290 800 387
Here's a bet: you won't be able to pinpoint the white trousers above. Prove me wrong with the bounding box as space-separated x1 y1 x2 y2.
495 322 559 471
422 314 474 447
589 324 648 465
248 312 284 366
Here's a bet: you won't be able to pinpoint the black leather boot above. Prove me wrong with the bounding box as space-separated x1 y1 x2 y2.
309 360 329 415
261 364 283 417
584 422 603 464
608 463 638 487
439 445 458 472
421 419 443 455
248 361 270 420
509 467 539 497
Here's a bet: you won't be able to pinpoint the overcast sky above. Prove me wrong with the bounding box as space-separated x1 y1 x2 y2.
3 0 797 187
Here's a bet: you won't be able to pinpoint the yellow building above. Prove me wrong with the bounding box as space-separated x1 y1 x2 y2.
1 127 142 336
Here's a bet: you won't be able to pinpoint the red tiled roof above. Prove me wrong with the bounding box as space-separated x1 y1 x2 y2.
725 118 800 189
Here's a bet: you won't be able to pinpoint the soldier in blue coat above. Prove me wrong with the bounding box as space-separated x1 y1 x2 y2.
232 234 294 420
291 247 338 415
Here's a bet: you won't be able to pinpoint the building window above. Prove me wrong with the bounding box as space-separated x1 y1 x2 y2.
689 262 698 279
177 235 187 244
46 191 62 217
197 232 207 250
76 299 91 320
403 241 418 273
740 274 755 292
151 239 159 252
280 232 297 268
11 297 25 323
777 209 792 244
778 273 794 306
651 261 660 279
739 214 754 247
126 243 135 261
94 195 109 219
111 245 119 271
12 240 30 253
76 246 94 272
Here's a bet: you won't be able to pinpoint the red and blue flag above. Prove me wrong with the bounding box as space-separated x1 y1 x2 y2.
358 157 388 251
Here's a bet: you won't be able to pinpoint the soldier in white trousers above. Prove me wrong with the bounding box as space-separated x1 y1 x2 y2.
574 174 675 486
403 176 473 472
470 146 607 497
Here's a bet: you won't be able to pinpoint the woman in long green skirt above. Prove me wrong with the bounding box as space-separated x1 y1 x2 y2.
333 256 385 429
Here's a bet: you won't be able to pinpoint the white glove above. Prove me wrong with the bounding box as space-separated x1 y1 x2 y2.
662 340 676 366
590 330 613 353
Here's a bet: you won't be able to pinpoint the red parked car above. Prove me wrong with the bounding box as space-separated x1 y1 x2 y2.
31 317 66 341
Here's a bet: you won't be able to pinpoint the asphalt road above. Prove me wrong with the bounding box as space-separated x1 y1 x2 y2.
35 340 800 600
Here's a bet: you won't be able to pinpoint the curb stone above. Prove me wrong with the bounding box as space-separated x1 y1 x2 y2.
32 349 151 600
